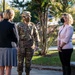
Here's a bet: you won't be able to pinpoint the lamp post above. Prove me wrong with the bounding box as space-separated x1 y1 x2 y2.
3 0 5 12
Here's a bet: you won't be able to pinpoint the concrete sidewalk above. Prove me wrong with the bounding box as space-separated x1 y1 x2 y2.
11 65 62 75
31 64 62 71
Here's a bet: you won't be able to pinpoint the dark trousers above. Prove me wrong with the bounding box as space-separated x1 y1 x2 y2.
59 48 73 75
17 48 34 75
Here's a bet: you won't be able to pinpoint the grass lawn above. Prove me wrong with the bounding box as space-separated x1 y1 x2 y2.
32 50 75 66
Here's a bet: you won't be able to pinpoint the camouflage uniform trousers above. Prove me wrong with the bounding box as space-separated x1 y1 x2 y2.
17 47 34 74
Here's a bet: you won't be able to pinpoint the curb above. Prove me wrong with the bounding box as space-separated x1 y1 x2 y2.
31 64 62 71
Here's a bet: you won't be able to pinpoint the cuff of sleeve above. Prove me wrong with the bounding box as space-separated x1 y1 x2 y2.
62 40 67 44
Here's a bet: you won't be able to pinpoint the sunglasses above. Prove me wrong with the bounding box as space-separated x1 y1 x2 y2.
22 16 26 18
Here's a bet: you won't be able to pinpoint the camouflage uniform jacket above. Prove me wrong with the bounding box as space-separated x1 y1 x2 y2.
17 22 40 52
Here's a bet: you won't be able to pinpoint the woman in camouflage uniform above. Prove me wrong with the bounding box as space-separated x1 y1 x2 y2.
17 11 40 75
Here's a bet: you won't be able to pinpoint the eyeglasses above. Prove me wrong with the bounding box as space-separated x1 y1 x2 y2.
62 13 67 16
62 14 68 18
63 14 67 17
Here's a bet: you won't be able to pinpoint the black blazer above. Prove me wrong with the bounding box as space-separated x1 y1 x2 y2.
0 19 18 48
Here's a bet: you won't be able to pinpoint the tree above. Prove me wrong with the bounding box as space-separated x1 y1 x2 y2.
49 0 75 17
10 0 75 55
3 0 5 12
25 0 75 55
0 0 5 12
26 0 52 55
10 0 51 55
10 0 31 12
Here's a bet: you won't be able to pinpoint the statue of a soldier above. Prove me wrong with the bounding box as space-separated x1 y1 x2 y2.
17 11 40 75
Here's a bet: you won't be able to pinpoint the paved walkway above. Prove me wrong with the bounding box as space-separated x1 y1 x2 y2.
11 67 62 75
11 65 63 75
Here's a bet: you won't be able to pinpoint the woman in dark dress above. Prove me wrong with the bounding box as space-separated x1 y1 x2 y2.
0 9 18 75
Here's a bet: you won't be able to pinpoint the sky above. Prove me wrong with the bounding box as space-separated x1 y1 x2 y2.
5 0 31 13
0 0 31 4
6 0 31 3
0 0 30 5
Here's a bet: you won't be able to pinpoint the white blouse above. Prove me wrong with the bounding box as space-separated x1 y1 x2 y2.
57 25 74 49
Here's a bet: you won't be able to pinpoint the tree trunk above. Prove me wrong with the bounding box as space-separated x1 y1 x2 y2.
40 8 48 55
3 0 5 12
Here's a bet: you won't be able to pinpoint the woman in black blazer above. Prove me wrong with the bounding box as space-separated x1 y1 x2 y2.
0 9 18 75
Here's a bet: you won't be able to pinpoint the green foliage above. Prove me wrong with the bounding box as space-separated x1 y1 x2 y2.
33 50 61 66
47 25 58 48
0 3 2 11
31 12 39 23
25 1 39 23
32 50 75 66
13 11 21 22
48 0 75 17
9 0 75 55
71 50 75 61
